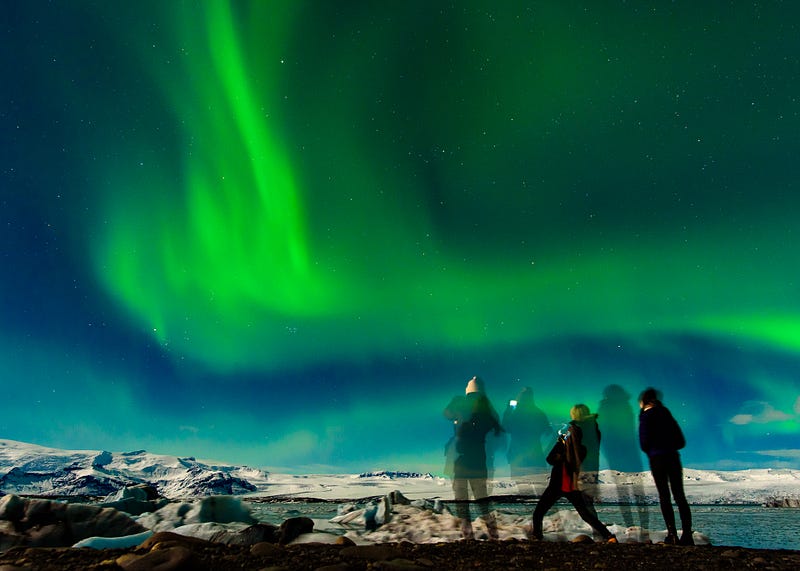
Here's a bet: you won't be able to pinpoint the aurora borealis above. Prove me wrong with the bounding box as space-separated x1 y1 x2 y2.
2 1 799 472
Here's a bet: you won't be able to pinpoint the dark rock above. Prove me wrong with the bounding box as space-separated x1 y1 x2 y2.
91 451 113 468
0 496 24 522
764 497 800 508
140 531 212 551
237 523 280 545
209 523 280 546
250 541 282 557
0 495 145 549
117 545 203 571
279 516 314 545
389 490 412 506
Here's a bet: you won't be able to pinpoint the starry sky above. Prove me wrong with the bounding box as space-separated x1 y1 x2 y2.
2 1 799 473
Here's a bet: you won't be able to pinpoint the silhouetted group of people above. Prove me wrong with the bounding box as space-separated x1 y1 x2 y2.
443 376 693 544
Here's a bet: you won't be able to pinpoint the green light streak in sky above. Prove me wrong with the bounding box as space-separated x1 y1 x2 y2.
203 0 308 275
697 315 800 353
93 1 346 359
87 1 800 373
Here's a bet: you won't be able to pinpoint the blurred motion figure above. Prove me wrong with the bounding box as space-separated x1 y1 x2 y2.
443 376 503 540
597 384 649 534
502 386 553 495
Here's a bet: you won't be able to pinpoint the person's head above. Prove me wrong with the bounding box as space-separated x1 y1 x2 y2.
602 384 629 401
517 386 533 403
570 403 592 421
465 375 484 395
638 387 662 408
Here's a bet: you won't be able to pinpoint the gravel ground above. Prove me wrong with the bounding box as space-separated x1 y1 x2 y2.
1 534 799 571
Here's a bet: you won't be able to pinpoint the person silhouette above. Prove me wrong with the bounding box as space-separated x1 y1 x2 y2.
530 404 617 543
570 404 601 522
502 387 553 495
597 384 649 535
638 387 693 545
443 376 503 540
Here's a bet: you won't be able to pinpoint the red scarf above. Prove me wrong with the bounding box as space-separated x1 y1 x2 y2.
561 464 575 493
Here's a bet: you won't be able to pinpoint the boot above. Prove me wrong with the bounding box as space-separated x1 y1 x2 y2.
679 531 694 546
663 526 679 545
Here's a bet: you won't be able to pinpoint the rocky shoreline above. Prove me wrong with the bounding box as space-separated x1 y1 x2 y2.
1 533 799 571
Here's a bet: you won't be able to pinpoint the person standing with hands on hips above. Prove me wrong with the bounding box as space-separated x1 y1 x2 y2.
638 387 693 545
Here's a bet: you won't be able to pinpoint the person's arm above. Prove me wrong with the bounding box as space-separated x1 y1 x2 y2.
668 409 686 450
443 396 461 421
638 412 650 453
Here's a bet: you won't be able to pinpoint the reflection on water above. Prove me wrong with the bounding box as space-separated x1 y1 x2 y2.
247 501 800 551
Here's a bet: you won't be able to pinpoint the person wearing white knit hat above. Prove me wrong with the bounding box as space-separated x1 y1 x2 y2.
443 375 503 540
465 376 482 395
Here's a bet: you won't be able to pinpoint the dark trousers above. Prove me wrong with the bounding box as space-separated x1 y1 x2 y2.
532 484 613 540
649 452 692 533
452 477 491 522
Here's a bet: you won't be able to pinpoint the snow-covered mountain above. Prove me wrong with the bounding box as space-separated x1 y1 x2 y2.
0 439 268 499
2 439 799 505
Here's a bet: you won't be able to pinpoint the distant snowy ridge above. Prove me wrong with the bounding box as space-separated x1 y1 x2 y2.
356 471 436 480
0 439 269 499
2 439 799 505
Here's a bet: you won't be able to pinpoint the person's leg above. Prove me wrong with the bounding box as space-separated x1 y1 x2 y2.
649 455 677 542
531 484 561 540
666 456 693 544
567 491 615 541
469 478 498 539
452 477 473 538
580 472 600 520
611 471 634 527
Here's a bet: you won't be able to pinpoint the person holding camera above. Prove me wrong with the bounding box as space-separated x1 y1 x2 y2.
530 404 617 543
502 386 553 495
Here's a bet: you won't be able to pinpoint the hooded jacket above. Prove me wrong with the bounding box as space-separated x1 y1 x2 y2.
639 401 686 457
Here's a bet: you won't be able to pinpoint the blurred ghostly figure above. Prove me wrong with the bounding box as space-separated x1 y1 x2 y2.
570 404 601 522
443 376 503 540
502 387 553 495
597 384 649 533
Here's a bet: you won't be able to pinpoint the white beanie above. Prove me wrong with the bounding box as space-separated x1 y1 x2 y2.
465 376 482 394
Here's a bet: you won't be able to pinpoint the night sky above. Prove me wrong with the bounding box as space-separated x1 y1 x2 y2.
2 1 799 473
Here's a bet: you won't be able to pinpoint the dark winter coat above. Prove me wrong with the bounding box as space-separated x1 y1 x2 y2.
638 401 686 458
502 400 552 471
545 421 587 492
574 416 601 475
444 393 502 479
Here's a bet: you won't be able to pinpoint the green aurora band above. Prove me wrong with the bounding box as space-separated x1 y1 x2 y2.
89 1 800 376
